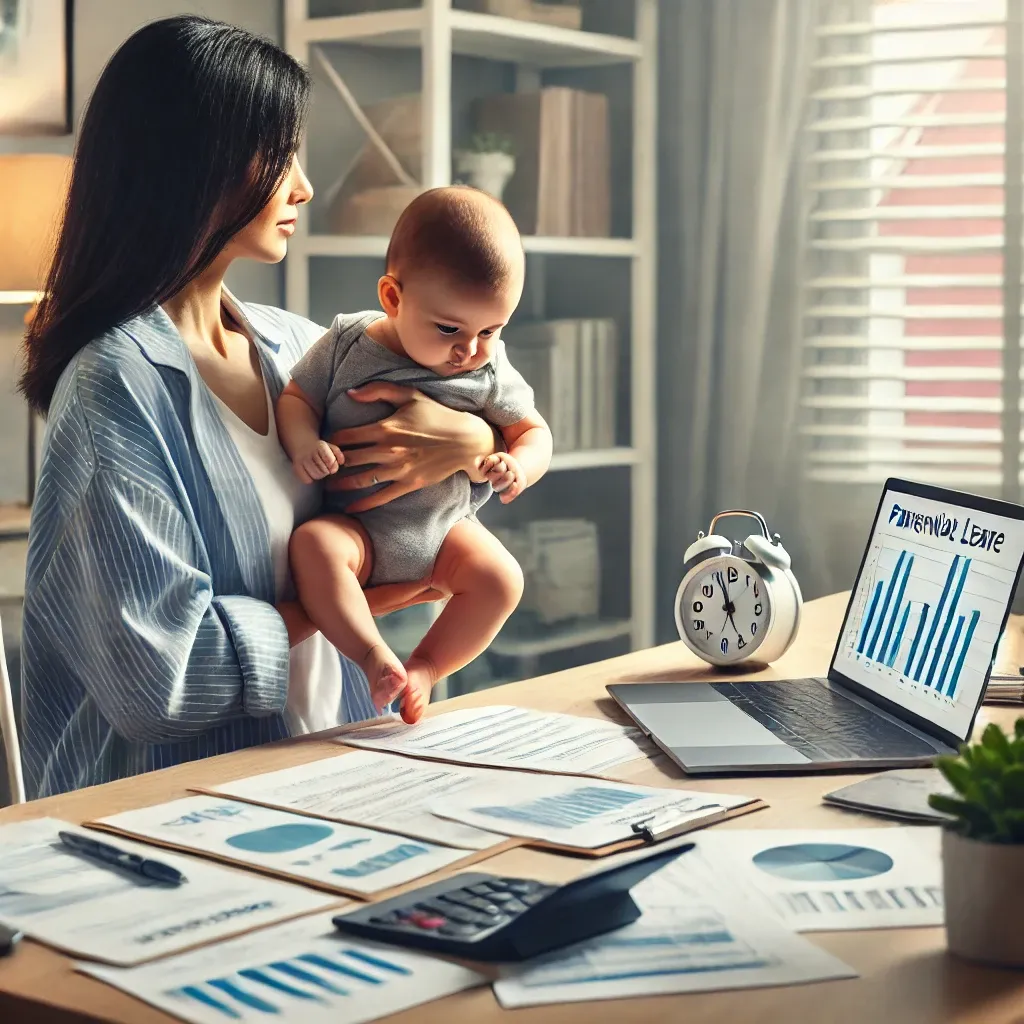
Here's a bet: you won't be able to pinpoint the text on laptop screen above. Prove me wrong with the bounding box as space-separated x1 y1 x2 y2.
833 487 1024 739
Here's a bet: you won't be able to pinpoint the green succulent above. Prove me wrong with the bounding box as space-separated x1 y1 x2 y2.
928 720 1024 843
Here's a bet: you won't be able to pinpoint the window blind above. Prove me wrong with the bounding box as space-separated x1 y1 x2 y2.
802 0 1023 493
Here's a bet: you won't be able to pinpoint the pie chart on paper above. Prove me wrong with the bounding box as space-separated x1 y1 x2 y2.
752 843 894 882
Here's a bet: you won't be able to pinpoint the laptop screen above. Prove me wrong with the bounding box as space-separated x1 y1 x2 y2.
831 482 1024 741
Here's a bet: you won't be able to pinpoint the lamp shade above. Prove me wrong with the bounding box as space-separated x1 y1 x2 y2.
0 154 71 295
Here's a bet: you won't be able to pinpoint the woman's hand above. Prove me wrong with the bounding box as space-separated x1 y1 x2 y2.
326 382 498 513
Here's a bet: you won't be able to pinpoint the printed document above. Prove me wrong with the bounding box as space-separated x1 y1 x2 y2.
95 796 479 896
430 773 760 849
0 817 336 964
493 849 856 1007
338 705 649 776
694 827 944 931
79 910 485 1024
204 750 511 850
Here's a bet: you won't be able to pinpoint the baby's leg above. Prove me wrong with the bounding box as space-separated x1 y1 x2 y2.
402 519 524 723
290 515 407 710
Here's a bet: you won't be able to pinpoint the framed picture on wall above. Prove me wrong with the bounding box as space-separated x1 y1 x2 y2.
0 0 72 135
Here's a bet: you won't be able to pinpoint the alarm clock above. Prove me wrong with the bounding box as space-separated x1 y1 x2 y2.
674 510 802 667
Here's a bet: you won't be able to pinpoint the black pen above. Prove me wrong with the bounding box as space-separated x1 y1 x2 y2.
58 830 188 886
0 923 22 957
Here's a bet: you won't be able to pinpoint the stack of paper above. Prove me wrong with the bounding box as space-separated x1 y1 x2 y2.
91 796 491 898
336 705 650 777
0 818 336 965
493 849 857 1007
202 750 512 850
78 911 485 1024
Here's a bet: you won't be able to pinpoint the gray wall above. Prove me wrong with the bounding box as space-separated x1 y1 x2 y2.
0 0 282 503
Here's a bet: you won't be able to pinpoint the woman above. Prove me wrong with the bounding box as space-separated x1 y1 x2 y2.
18 16 503 799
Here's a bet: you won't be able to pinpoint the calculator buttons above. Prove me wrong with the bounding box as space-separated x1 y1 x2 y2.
439 923 484 938
501 897 529 914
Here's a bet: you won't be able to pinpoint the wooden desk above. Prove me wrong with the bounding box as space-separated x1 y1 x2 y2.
3 592 1024 1023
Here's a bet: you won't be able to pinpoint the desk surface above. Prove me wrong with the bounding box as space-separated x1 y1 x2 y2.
3 591 1024 1024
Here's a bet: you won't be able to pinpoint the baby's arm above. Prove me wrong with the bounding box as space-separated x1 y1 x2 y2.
277 381 343 484
480 411 553 503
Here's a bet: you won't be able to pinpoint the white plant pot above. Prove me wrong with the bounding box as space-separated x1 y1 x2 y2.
943 828 1024 968
453 151 515 200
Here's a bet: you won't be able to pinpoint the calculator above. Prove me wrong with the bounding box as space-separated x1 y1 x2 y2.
332 835 695 962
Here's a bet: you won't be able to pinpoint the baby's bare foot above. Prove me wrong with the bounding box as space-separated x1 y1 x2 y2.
401 656 436 724
364 645 407 710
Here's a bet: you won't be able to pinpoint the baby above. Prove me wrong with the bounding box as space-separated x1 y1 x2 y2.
277 186 553 724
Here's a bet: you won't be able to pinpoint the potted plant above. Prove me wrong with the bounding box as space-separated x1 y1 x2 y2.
453 133 515 201
928 720 1024 967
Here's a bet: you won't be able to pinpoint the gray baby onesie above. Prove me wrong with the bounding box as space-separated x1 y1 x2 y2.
289 311 535 585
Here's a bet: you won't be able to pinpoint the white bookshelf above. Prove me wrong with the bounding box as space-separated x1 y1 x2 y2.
284 0 657 694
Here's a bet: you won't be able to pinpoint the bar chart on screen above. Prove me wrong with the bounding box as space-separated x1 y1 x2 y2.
844 539 1010 703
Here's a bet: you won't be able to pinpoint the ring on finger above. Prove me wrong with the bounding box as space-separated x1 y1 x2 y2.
371 474 379 486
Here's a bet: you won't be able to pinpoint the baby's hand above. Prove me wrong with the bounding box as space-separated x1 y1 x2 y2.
480 452 527 503
293 440 343 484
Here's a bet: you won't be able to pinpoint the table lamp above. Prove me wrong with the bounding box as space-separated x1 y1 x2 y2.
0 154 72 507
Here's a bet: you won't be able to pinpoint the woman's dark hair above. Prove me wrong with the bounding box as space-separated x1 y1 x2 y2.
20 16 311 413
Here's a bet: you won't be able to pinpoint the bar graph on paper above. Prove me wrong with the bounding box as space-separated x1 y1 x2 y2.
845 542 1011 703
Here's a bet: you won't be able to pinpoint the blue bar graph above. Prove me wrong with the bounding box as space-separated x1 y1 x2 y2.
879 555 914 663
924 558 971 690
854 543 983 697
914 556 961 681
867 551 907 660
885 602 911 668
945 609 981 699
857 581 884 655
903 603 930 677
168 947 412 1019
474 786 646 829
935 616 965 700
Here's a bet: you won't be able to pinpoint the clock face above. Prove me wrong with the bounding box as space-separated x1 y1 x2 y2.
679 557 772 661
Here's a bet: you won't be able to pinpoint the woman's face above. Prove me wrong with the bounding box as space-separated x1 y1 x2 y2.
224 154 313 264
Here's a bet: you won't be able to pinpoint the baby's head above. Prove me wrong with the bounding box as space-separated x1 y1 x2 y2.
379 185 525 375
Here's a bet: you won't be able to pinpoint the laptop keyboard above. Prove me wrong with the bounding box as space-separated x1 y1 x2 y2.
711 679 939 762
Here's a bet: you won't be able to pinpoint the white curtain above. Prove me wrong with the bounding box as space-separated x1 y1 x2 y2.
656 0 829 640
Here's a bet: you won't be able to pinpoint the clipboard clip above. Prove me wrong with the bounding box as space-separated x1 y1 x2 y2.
630 816 657 844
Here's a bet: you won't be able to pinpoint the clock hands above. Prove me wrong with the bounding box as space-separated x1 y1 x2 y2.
715 571 743 639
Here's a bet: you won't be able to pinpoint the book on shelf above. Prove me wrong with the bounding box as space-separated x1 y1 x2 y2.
493 518 600 625
472 87 610 237
503 317 618 452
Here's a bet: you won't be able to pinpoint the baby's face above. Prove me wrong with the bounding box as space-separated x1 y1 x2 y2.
393 272 522 376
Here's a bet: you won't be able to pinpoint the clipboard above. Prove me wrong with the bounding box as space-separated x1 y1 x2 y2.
433 796 768 858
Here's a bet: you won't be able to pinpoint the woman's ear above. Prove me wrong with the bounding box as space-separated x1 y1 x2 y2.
378 274 402 316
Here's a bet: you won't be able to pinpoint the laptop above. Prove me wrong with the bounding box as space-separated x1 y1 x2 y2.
608 478 1024 774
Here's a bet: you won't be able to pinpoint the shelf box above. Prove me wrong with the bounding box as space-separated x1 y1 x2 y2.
301 235 639 258
549 448 638 471
299 8 642 67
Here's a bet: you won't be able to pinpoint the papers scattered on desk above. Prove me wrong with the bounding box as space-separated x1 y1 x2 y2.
493 849 856 1008
337 704 650 777
203 751 511 850
430 773 762 851
78 910 485 1024
92 796 480 898
0 817 336 965
694 827 944 932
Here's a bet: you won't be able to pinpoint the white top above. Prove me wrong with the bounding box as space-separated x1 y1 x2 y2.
209 378 345 736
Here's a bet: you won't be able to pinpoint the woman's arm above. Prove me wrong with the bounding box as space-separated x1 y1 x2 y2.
325 382 501 514
31 469 293 744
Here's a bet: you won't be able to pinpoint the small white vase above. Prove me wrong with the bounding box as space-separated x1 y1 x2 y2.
942 828 1024 968
453 150 515 200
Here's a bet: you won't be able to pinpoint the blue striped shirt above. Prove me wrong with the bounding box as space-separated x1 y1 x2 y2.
20 297 377 799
